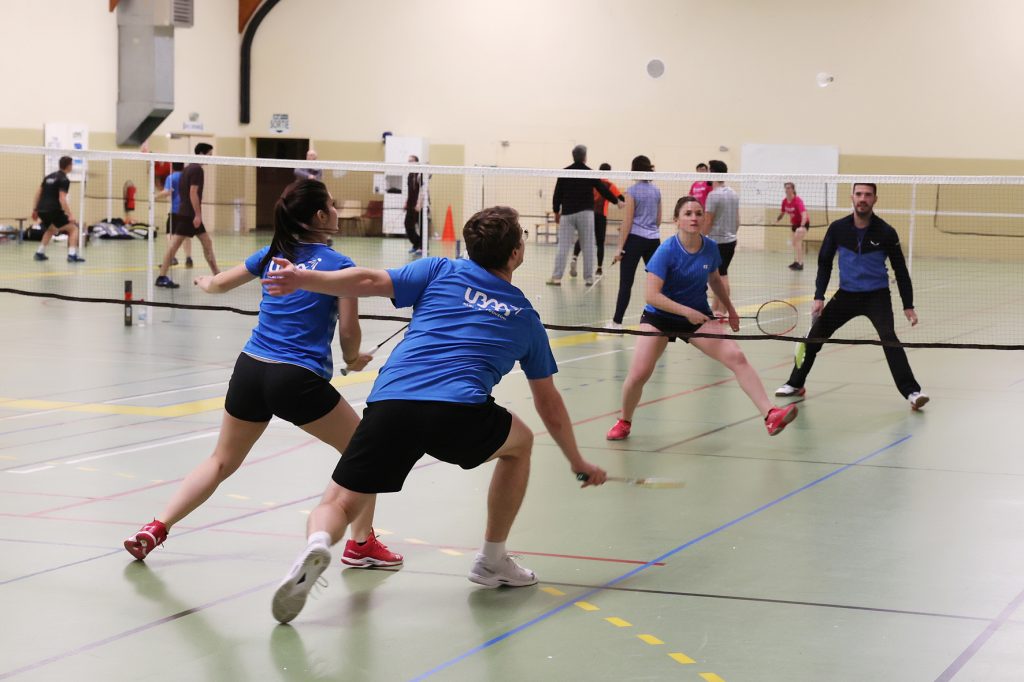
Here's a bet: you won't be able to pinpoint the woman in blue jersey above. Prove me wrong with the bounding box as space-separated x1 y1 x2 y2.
609 155 662 328
124 179 401 568
606 196 798 441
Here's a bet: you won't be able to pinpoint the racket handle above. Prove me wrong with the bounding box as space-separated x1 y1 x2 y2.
576 472 590 482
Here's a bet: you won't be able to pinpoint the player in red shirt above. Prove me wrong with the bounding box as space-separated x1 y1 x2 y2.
776 182 810 270
688 162 712 208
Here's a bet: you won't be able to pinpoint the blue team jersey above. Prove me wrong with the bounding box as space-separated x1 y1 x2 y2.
167 171 181 214
368 257 557 404
643 234 721 323
242 243 354 379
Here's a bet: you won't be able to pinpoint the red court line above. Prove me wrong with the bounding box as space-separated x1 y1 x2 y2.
27 438 320 517
0 489 97 500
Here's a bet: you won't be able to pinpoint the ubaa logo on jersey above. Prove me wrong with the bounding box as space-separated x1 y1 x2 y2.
463 287 522 318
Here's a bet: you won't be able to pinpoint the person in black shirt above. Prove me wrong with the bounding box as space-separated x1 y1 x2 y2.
404 155 424 254
547 145 620 286
31 156 84 262
776 183 929 410
155 143 220 288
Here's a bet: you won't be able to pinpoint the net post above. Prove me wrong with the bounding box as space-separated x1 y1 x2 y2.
908 183 917 275
124 280 133 327
107 160 113 222
147 160 155 304
78 173 86 254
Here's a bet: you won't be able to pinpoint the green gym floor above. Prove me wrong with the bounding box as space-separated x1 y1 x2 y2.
1 234 1023 681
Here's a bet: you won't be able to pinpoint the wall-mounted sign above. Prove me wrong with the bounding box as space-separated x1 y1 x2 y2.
270 113 290 134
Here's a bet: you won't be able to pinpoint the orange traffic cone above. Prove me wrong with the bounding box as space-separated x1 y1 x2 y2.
441 205 456 242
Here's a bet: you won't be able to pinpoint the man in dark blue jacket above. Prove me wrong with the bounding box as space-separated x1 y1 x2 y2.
776 183 929 410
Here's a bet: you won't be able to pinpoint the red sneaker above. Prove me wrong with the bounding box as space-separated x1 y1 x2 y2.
765 404 798 436
341 530 403 567
124 520 168 560
606 418 632 441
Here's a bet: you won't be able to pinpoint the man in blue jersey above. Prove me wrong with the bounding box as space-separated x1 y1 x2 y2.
262 206 608 624
776 183 929 409
156 162 192 267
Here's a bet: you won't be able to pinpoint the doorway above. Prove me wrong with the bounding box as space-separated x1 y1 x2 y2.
254 138 309 231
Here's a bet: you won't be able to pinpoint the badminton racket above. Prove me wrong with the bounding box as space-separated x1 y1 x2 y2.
729 300 799 336
576 472 686 489
340 323 409 376
794 310 820 369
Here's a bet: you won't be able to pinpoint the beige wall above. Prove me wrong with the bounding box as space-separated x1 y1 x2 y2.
4 0 1024 169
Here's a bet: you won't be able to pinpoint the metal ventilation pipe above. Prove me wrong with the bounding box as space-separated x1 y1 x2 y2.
116 0 193 146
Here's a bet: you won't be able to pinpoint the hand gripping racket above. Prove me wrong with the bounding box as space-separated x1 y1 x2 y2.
339 323 409 376
576 472 686 489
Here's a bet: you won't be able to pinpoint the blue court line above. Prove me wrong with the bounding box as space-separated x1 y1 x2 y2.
933 584 1024 682
410 433 914 682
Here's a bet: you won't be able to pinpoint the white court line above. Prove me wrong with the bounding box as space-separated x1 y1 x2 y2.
103 381 229 403
7 465 56 474
63 430 220 465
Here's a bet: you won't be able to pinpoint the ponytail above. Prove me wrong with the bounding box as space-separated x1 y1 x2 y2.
259 179 332 274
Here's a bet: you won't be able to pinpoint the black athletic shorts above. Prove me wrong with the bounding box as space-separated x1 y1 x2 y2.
790 223 809 233
224 353 340 425
640 309 707 343
38 210 70 230
717 241 737 276
171 213 206 237
332 398 514 493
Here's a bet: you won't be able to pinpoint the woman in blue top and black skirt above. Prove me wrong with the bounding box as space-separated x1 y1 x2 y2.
124 179 401 569
606 195 799 440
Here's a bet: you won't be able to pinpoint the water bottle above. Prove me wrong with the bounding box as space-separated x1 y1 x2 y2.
138 305 147 326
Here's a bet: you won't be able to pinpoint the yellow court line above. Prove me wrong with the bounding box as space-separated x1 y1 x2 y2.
637 634 663 645
699 673 726 682
604 617 632 628
540 587 566 597
0 325 609 417
669 653 695 665
405 538 428 545
574 601 600 612
439 549 463 557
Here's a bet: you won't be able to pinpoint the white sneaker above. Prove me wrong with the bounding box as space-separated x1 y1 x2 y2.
468 552 538 588
569 258 578 278
272 544 331 624
604 321 623 330
775 384 807 397
908 392 930 411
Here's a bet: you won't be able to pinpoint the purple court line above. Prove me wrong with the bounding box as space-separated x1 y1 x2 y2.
933 585 1024 682
0 580 276 681
0 492 322 587
654 383 850 452
1 422 220 472
2 458 444 587
27 437 319 516
409 434 914 681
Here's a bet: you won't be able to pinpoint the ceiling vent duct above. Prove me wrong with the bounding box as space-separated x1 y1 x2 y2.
116 0 193 145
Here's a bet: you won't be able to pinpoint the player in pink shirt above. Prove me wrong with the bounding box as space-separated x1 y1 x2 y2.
776 182 810 270
688 162 712 207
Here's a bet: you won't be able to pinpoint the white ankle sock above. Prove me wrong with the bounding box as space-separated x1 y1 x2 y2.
36 246 45 254
69 248 77 256
481 540 505 564
307 530 331 548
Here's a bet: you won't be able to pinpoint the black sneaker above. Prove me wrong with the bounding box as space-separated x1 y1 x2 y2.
67 254 86 263
171 257 179 266
155 275 180 289
792 262 804 271
33 252 48 261
185 257 194 268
